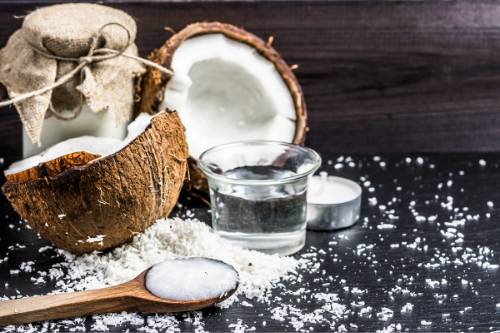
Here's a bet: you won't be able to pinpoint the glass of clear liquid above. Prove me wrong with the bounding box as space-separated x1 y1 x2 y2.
197 141 321 256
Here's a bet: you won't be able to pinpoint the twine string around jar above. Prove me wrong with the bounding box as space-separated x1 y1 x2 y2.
0 22 175 121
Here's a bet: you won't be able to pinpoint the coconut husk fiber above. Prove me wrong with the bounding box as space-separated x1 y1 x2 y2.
2 111 188 253
0 3 145 145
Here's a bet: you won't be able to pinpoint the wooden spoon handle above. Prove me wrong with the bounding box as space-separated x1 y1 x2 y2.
0 283 137 326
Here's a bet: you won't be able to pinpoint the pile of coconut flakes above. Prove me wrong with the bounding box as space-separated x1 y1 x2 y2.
2 218 348 333
55 217 298 305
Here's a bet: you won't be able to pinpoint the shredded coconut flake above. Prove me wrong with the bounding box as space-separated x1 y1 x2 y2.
57 218 298 308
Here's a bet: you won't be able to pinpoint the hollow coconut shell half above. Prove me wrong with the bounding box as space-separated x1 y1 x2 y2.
135 22 308 195
2 111 188 253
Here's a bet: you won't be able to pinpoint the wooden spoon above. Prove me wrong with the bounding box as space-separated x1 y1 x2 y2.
0 261 238 326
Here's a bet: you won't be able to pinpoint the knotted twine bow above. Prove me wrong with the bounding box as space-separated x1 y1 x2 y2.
0 22 174 121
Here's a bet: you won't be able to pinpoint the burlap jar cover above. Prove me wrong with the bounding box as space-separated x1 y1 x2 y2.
0 3 170 146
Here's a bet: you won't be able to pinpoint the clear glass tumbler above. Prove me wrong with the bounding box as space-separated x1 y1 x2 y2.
197 141 321 256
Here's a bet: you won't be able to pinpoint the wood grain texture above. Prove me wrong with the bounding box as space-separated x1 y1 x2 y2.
2 1 500 159
0 283 137 326
0 267 238 326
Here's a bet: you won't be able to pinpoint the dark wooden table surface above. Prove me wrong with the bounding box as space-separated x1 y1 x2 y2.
0 152 499 332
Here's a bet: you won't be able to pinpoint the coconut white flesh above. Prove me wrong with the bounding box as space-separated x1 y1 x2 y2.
5 113 156 176
145 258 238 302
161 34 297 160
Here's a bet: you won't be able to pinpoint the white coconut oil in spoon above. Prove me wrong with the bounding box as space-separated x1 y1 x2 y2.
145 258 239 301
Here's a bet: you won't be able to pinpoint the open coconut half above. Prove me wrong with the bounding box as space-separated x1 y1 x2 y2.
135 22 307 194
2 111 188 253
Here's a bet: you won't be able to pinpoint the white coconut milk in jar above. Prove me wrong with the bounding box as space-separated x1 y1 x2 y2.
197 141 321 256
0 3 146 159
22 105 131 158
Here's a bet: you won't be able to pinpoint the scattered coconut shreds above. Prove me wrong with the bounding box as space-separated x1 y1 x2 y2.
1 216 374 332
85 235 106 244
3 155 500 333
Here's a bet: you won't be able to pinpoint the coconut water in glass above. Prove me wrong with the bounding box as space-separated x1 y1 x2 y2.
197 141 321 256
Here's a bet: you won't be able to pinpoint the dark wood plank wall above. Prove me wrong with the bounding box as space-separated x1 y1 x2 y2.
1 1 500 162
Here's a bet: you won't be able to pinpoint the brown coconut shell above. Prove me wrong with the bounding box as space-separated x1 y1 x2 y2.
134 22 308 196
2 111 188 253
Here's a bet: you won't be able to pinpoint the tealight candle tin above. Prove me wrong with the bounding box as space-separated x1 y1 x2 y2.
306 173 362 231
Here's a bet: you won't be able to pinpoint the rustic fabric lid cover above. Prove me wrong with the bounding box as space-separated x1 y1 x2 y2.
0 3 146 145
